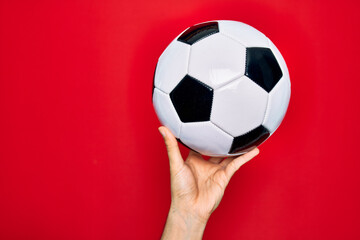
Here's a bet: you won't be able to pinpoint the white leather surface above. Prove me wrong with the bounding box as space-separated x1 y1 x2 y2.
211 76 268 137
218 20 269 48
152 88 182 138
154 40 190 94
262 75 291 133
188 33 246 90
179 121 233 156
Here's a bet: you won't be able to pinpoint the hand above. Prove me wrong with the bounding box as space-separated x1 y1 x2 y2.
159 126 260 240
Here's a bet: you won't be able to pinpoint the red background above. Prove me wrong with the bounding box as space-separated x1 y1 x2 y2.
1 0 359 239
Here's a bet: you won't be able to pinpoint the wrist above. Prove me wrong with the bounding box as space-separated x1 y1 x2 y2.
161 204 208 240
169 203 209 227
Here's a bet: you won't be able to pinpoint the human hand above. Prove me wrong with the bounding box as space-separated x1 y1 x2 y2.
159 126 260 240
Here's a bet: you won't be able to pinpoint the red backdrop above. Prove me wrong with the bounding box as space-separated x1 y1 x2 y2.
1 0 359 239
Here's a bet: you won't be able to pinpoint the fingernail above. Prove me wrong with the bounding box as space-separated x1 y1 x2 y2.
158 127 166 138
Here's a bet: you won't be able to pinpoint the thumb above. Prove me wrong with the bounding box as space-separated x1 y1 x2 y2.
158 126 184 172
225 148 260 179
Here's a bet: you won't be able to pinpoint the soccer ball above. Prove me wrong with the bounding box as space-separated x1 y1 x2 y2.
152 20 290 157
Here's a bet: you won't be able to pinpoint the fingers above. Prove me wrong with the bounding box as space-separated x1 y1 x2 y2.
158 126 184 172
187 150 203 160
208 157 223 164
219 157 232 167
225 148 260 179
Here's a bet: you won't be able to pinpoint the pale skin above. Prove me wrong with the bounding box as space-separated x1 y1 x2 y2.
158 126 260 240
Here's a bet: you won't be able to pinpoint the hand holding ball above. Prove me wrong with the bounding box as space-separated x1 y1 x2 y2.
153 20 290 157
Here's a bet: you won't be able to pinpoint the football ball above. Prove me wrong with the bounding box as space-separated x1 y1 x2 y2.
152 20 290 157
152 20 291 157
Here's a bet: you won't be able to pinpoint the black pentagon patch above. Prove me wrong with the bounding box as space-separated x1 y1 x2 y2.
177 22 219 45
245 47 283 92
170 75 213 123
229 125 270 154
